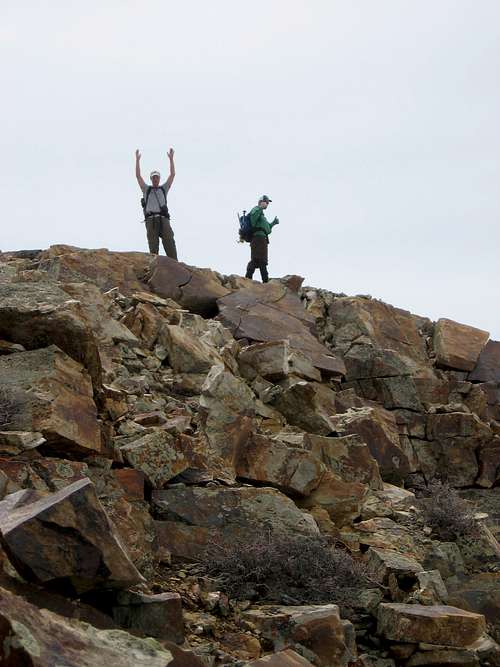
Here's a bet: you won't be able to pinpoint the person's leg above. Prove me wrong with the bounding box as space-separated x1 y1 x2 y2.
160 218 178 260
259 264 269 283
245 260 256 279
146 217 160 254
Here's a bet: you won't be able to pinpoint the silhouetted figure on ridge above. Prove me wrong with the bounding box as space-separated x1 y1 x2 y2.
244 195 279 283
135 148 177 259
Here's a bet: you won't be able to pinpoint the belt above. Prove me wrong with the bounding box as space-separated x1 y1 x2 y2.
145 212 162 218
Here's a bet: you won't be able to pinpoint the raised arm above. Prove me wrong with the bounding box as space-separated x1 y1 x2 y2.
135 149 146 190
165 148 176 191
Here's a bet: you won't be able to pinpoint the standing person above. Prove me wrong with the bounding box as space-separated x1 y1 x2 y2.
135 148 177 259
245 195 279 283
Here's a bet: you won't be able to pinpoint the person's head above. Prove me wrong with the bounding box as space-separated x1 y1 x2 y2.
258 195 272 209
150 171 161 188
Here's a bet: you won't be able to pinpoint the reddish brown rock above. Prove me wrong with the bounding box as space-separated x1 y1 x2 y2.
159 324 223 373
477 437 500 488
236 434 324 497
0 346 101 456
0 478 143 593
238 340 290 381
303 433 383 490
330 407 410 483
434 318 489 372
217 283 345 376
247 650 315 667
148 256 230 317
0 585 178 666
274 381 338 435
377 603 486 647
113 468 146 500
297 471 367 526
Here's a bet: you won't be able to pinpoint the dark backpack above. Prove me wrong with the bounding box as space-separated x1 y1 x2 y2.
141 186 169 218
238 210 253 242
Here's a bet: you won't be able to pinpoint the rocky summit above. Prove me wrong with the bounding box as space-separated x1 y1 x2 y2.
0 245 499 667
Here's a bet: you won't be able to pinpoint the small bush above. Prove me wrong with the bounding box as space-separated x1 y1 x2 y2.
203 532 371 607
420 481 478 540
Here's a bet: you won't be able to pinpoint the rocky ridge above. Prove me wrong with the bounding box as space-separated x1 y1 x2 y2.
0 244 498 666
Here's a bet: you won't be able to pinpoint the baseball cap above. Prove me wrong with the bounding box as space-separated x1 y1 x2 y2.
150 171 161 178
260 195 272 202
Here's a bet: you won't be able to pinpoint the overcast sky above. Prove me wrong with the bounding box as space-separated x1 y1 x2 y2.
1 1 499 337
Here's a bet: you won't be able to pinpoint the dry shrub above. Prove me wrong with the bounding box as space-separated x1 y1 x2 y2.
203 532 370 606
420 481 478 540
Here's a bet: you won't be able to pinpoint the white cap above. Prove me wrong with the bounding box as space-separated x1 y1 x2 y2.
150 171 160 178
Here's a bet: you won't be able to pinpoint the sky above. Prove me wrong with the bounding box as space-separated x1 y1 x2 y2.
1 1 499 337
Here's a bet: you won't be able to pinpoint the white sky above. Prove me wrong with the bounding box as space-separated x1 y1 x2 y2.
1 1 499 337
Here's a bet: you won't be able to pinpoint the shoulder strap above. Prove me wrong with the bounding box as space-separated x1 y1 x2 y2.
144 186 153 208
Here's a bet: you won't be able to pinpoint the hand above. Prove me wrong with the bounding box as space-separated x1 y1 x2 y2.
168 148 175 160
273 217 280 225
135 149 141 160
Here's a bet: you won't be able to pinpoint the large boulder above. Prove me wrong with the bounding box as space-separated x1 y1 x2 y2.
39 245 153 294
148 256 230 317
236 434 325 497
377 603 486 647
152 485 319 560
0 478 143 593
0 345 101 456
330 407 410 483
274 381 338 435
297 471 368 526
447 573 500 642
433 318 489 372
217 283 345 376
0 585 184 667
470 340 500 383
159 324 223 373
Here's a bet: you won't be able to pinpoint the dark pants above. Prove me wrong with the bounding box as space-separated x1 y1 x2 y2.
146 215 178 259
246 236 269 282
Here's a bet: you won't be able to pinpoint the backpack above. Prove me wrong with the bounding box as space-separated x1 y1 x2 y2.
238 210 253 242
141 186 168 215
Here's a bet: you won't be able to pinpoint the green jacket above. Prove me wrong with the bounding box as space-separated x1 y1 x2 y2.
250 206 278 239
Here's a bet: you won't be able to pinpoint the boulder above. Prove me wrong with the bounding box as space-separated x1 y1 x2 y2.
0 431 45 456
243 604 356 667
160 324 223 373
120 431 207 488
274 381 338 435
303 433 383 490
238 340 290 381
39 245 152 294
112 590 184 643
148 256 230 317
0 585 180 667
377 603 486 647
236 434 324 497
447 573 500 642
298 471 367 526
217 283 345 376
151 485 319 557
344 517 427 561
433 318 489 372
469 340 500 383
0 478 143 593
0 345 101 456
330 407 410 483
247 650 315 667
366 548 424 585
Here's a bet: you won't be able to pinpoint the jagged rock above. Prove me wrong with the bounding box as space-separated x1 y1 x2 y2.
330 407 410 483
298 471 367 526
113 469 146 500
0 478 143 593
361 483 415 519
148 256 230 317
0 585 183 666
217 283 345 376
377 603 486 647
0 431 45 456
355 375 423 411
366 548 424 585
152 486 319 560
476 437 500 488
160 324 223 373
112 590 184 643
243 604 356 667
39 245 153 294
343 517 428 561
448 573 500 642
302 433 383 489
274 380 338 435
199 365 255 470
235 434 324 497
0 345 101 456
343 344 417 381
238 340 290 381
433 318 489 372
328 297 430 363
406 647 479 667
470 340 500 383
247 650 315 667
120 431 207 489
411 570 449 605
